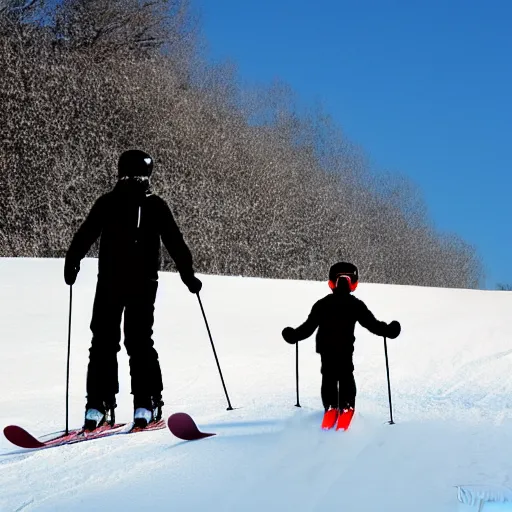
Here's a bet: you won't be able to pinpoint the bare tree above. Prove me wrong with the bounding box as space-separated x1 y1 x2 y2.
0 0 484 288
52 0 196 59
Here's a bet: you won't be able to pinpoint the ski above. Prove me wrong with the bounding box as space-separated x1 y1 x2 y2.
336 408 355 431
3 419 166 451
167 412 216 441
320 408 355 431
321 408 339 430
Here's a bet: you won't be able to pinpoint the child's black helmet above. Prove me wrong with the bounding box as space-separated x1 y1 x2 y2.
328 262 359 292
118 149 153 178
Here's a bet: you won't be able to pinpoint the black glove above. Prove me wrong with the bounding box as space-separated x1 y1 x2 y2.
386 321 401 339
182 274 202 294
64 259 80 286
282 327 297 344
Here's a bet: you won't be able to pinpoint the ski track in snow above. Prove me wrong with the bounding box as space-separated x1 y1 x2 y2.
1 258 512 511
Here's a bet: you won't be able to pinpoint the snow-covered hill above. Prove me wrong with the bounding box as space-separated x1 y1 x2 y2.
1 258 512 511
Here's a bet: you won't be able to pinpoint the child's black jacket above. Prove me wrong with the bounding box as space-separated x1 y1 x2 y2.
285 291 390 358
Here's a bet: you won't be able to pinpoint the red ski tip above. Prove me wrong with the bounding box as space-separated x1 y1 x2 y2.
321 408 339 430
4 425 45 449
167 413 216 441
336 407 355 431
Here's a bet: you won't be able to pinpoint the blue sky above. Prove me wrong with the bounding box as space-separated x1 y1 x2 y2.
193 0 512 289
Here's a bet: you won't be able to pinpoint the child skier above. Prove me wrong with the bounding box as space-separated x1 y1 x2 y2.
64 149 202 430
281 262 401 430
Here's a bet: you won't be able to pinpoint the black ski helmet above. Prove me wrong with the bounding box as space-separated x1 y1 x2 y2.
118 149 153 179
328 262 359 292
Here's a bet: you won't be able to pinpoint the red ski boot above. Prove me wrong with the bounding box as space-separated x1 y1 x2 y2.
321 408 339 430
336 407 355 431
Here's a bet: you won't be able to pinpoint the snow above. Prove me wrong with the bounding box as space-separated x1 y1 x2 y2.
457 485 512 506
1 257 512 511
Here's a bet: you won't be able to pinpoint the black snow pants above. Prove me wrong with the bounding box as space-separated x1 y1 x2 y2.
320 353 356 411
86 277 162 410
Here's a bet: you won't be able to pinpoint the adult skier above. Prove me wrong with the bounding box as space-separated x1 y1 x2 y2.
281 262 401 430
64 149 202 430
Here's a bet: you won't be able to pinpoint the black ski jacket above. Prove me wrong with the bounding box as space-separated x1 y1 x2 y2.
290 291 389 357
65 180 195 282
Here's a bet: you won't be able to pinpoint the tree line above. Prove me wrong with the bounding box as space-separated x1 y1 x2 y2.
0 0 483 287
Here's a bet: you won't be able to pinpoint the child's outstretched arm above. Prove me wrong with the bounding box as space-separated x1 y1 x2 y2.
357 301 401 339
282 303 321 344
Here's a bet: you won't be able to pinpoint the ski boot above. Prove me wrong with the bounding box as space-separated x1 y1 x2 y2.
84 398 116 431
336 406 355 431
133 395 164 429
321 407 339 430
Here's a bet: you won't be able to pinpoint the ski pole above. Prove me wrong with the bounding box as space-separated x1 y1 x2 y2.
65 285 73 435
383 336 395 424
196 292 233 410
295 342 301 407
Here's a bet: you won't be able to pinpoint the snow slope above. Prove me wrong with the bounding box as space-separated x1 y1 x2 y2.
1 258 512 511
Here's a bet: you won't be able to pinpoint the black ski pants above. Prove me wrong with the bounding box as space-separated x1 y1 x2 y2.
86 277 163 410
320 353 356 411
